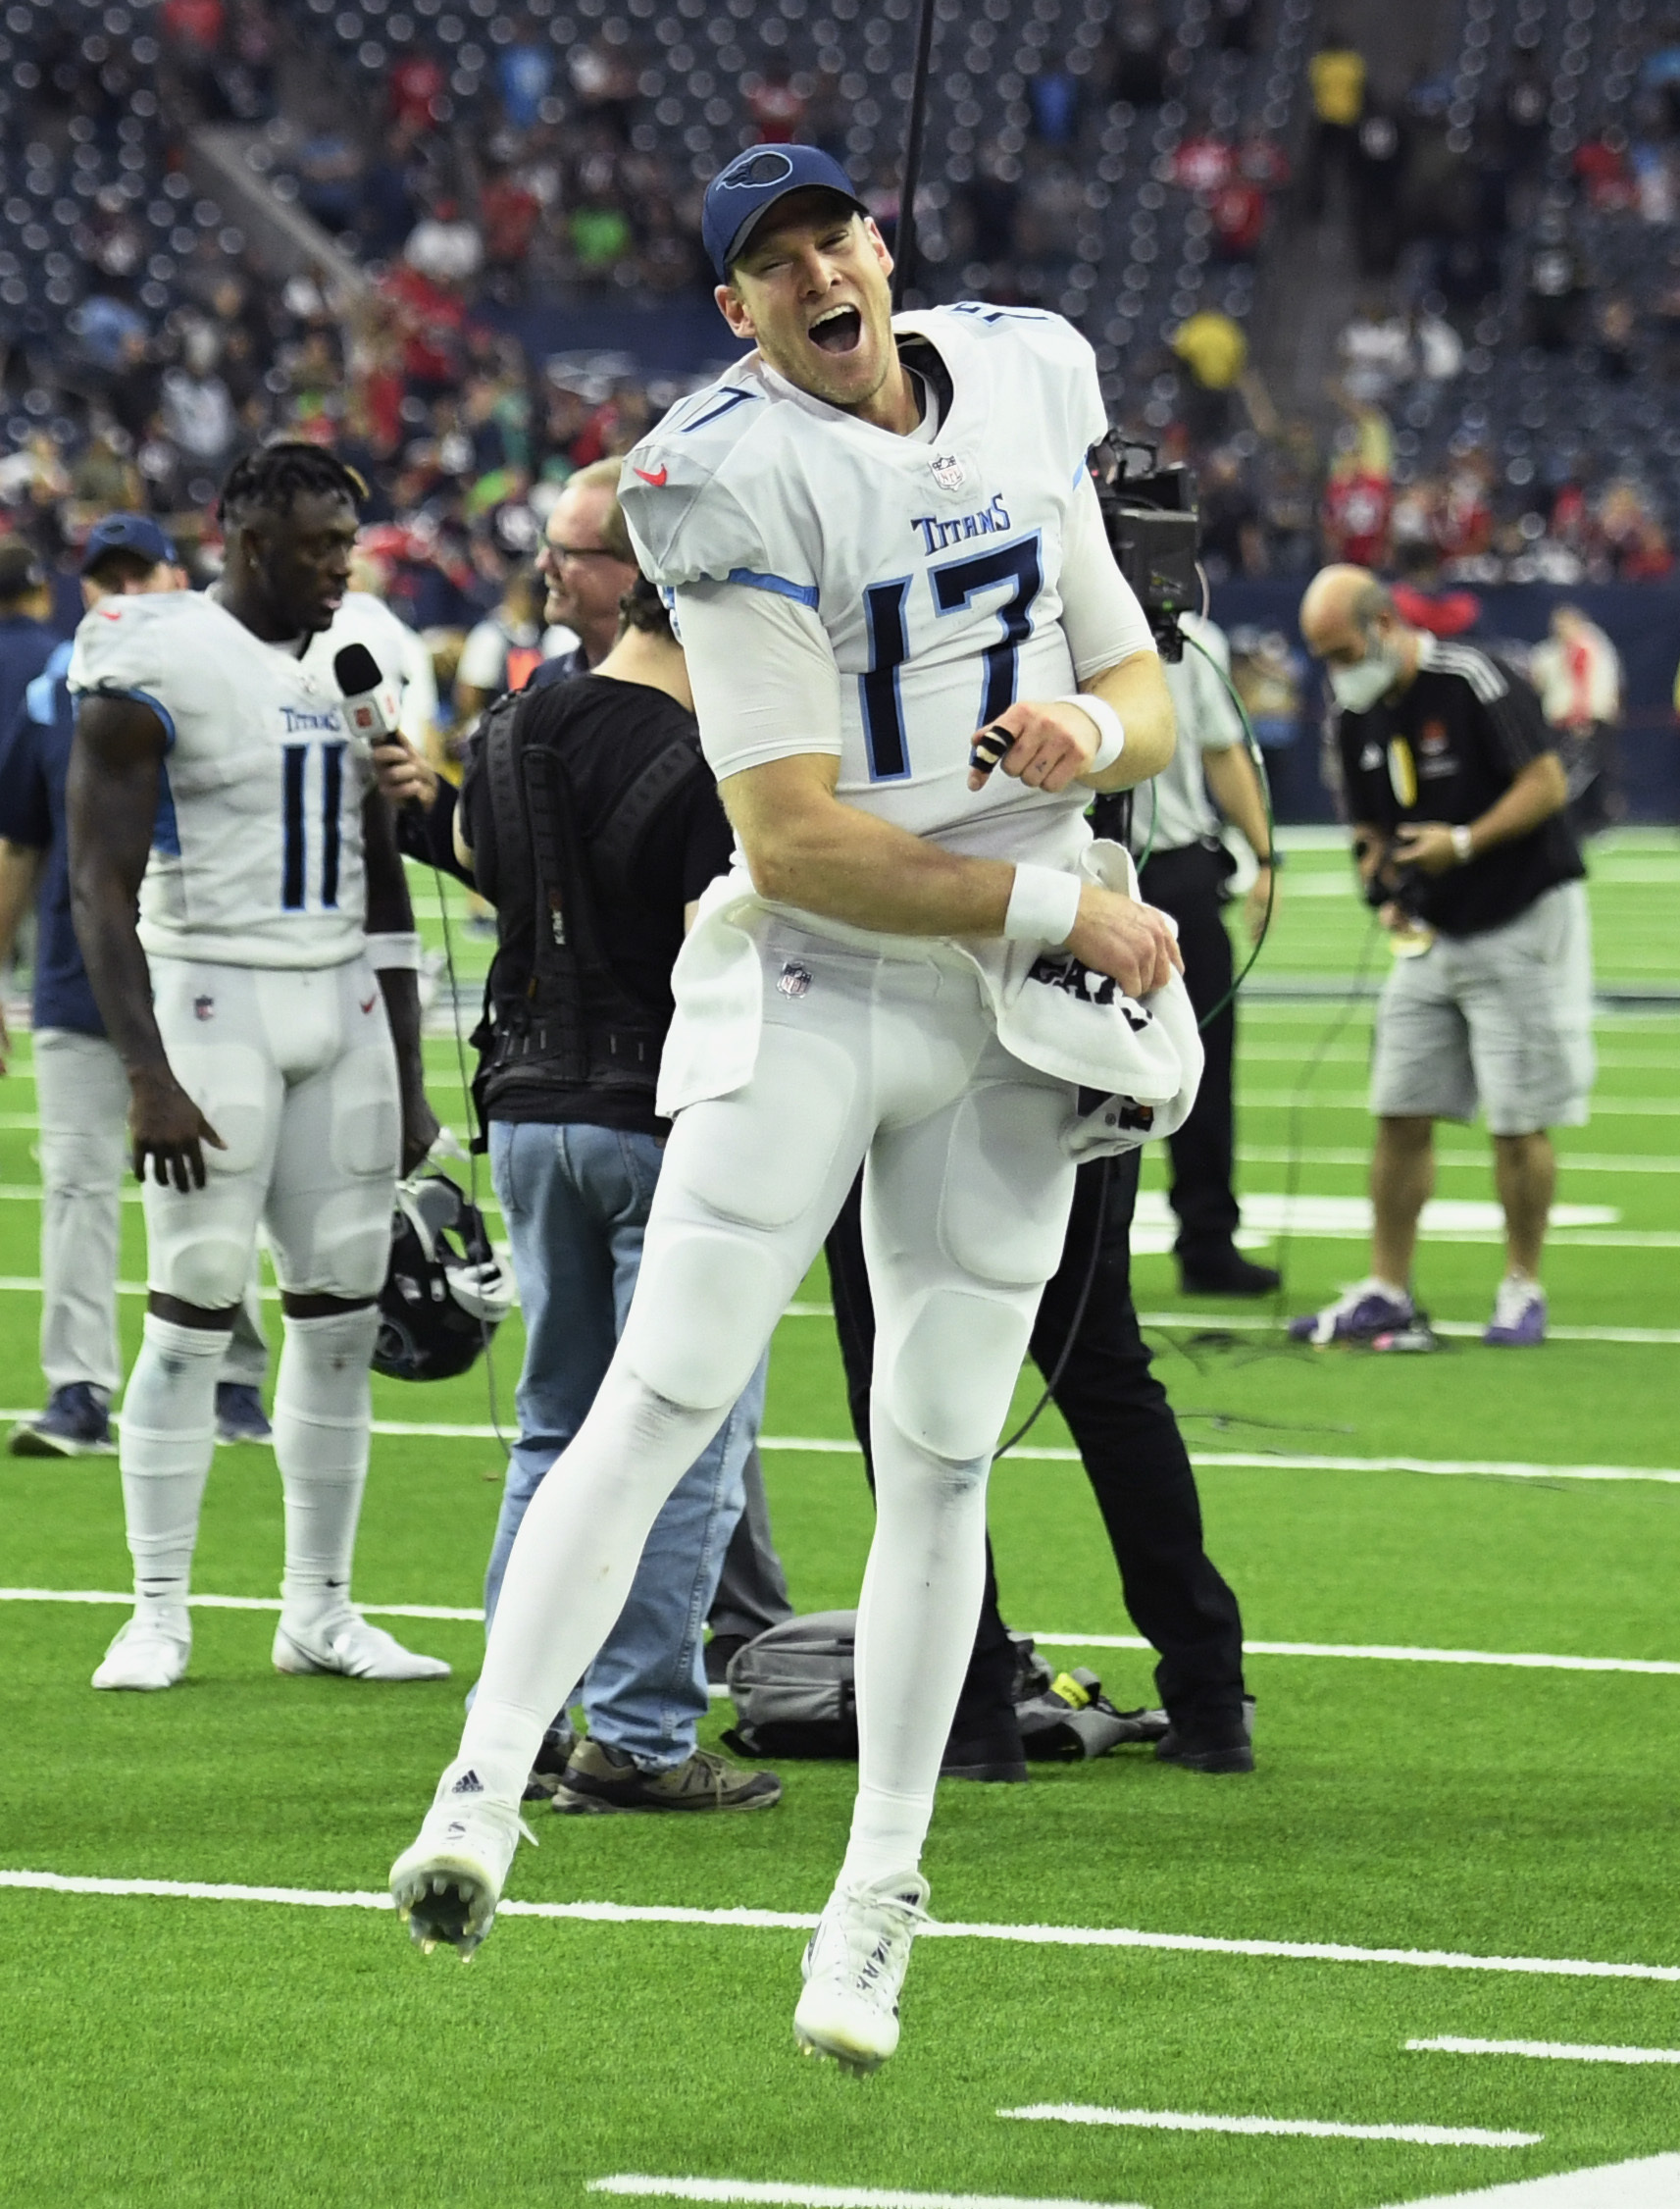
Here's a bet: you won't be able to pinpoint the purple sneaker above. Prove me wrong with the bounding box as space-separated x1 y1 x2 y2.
1288 1280 1416 1345
1484 1278 1547 1347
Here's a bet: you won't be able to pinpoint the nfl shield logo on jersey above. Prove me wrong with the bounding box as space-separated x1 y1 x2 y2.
929 452 967 494
777 961 812 999
193 994 215 1021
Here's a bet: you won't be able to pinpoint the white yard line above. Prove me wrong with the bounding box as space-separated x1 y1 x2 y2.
5 1587 1677 1679
2 1867 1677 1982
1134 1311 1680 1347
1408 2036 1680 2067
590 2183 1142 2209
999 2106 1540 2149
1236 1148 1680 1174
1241 1093 1680 1116
1024 1633 1680 1679
1368 2153 1680 2205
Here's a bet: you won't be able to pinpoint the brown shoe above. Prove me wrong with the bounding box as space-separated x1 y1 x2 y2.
552 1736 783 1815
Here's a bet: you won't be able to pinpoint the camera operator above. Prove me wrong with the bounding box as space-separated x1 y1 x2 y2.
1120 607 1281 1297
1295 564 1592 1348
448 553 782 1814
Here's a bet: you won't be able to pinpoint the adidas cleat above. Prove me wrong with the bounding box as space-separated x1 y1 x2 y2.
389 1765 535 1960
792 1870 930 2074
91 1610 191 1691
274 1609 450 1681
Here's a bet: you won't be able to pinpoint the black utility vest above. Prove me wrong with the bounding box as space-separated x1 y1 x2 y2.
471 680 708 1128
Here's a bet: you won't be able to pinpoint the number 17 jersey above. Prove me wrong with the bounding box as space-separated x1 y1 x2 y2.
68 590 375 970
619 303 1154 868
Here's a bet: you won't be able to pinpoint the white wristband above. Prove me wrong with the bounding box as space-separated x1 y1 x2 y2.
1060 693 1125 774
1451 823 1474 865
1004 862 1083 948
366 930 423 972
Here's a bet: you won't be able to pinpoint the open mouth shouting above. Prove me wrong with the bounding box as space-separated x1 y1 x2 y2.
809 302 863 355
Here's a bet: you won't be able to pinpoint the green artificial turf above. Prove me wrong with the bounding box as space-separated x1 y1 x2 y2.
3 832 1679 2207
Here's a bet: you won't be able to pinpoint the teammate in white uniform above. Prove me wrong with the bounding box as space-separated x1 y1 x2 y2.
67 442 446 1693
391 149 1195 2067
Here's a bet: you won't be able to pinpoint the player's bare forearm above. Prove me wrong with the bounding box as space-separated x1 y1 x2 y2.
1078 650 1176 792
726 755 1016 934
362 791 435 1168
67 695 173 1078
70 694 226 1187
722 753 1180 998
964 653 1175 800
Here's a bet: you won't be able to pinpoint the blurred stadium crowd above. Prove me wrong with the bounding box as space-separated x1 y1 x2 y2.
1 0 1679 724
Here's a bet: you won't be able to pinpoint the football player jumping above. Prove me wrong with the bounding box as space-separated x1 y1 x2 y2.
68 442 447 1692
392 149 1199 2068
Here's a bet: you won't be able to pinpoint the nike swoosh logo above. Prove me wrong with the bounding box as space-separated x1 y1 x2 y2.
360 994 378 1013
634 465 668 487
97 607 123 620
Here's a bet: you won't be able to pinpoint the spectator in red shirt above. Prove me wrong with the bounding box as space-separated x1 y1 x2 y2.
746 63 807 143
1172 130 1234 194
1209 177 1266 258
389 50 445 130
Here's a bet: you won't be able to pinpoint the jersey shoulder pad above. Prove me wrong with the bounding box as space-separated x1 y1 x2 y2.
618 366 816 596
923 302 1107 451
66 590 208 703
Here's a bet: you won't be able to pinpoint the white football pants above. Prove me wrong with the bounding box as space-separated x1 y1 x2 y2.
33 1027 267 1395
140 955 400 1308
461 919 1078 1876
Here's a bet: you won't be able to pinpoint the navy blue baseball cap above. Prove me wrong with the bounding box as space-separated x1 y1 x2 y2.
80 511 178 575
702 144 868 279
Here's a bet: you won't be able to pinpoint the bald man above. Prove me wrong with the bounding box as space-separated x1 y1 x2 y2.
1295 566 1591 1348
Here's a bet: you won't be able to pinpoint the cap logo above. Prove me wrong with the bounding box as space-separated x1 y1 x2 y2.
719 149 795 190
930 453 968 493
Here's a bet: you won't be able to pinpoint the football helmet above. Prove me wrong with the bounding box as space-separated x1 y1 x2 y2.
373 1172 515 1383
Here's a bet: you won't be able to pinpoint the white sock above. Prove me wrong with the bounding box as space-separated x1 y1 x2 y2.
839 1416 991 1890
118 1315 227 1618
273 1307 380 1628
1368 1275 1410 1303
459 1361 727 1803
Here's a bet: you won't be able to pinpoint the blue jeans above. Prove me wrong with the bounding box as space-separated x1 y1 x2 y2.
486 1118 767 1770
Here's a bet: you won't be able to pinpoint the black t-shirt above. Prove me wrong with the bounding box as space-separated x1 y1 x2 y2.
1335 636 1584 937
462 673 735 1134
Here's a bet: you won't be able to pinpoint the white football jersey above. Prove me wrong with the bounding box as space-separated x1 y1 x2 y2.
68 590 377 969
620 304 1154 869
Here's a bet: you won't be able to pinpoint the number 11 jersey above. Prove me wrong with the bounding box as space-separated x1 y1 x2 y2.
68 590 375 970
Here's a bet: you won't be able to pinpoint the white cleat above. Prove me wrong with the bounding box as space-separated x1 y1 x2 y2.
273 1609 450 1681
389 1764 535 1959
91 1610 191 1692
792 1870 931 2074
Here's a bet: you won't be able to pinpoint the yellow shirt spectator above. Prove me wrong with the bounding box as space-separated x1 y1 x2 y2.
1172 309 1247 390
1309 44 1365 126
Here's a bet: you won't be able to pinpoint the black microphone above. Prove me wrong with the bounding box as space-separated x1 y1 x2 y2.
333 643 396 745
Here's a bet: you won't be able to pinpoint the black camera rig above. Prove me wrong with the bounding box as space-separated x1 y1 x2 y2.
1090 437 1202 663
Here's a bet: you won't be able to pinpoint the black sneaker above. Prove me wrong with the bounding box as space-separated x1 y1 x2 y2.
522 1721 579 1802
1154 1695 1256 1774
1180 1251 1282 1298
215 1383 273 1446
703 1631 750 1684
8 1383 115 1458
942 1706 1029 1783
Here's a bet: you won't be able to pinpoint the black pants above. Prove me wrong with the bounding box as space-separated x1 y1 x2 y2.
1139 841 1239 1267
825 1149 1247 1738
